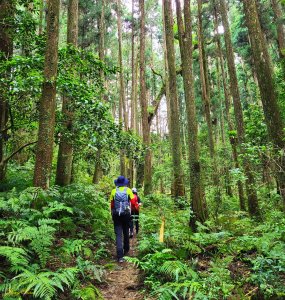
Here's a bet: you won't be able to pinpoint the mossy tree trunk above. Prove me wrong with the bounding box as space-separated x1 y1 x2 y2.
271 0 285 59
243 0 285 207
33 0 60 189
55 0 78 186
213 3 245 207
139 0 152 195
116 0 127 177
197 0 220 202
219 0 259 217
175 0 207 228
0 0 14 181
163 0 185 199
93 0 106 184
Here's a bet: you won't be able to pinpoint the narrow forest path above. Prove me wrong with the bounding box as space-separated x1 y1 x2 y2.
100 237 144 300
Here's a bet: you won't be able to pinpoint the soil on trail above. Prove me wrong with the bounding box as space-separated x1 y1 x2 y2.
100 237 144 300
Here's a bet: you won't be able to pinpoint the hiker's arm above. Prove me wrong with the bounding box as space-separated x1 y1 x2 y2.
110 189 115 210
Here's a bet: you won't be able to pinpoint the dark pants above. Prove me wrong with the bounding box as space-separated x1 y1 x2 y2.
112 213 130 259
130 211 139 234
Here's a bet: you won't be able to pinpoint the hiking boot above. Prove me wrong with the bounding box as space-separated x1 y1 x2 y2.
118 257 125 263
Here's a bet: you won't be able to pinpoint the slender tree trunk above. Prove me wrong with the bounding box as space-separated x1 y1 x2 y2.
55 0 78 186
93 0 106 184
243 0 285 206
116 0 127 177
39 0 44 35
197 0 219 194
213 4 244 202
130 0 136 132
271 0 285 59
116 0 128 131
162 0 171 136
129 0 136 187
139 0 152 195
220 0 259 216
175 0 206 227
33 0 60 188
163 0 185 198
0 0 14 181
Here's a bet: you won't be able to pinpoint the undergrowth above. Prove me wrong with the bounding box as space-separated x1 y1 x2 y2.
130 193 285 300
0 183 113 300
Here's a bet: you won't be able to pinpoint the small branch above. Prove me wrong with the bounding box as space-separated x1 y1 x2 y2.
150 66 163 80
0 141 37 166
0 125 12 134
148 83 166 125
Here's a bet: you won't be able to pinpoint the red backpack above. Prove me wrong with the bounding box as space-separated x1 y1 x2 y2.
130 194 140 213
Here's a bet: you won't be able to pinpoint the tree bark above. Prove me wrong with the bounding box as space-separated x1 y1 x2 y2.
55 0 78 186
175 0 206 227
243 0 285 206
213 3 245 205
220 0 259 216
116 0 128 131
93 0 106 184
197 0 220 196
271 0 285 59
139 0 152 195
163 0 185 199
0 0 14 181
33 0 60 189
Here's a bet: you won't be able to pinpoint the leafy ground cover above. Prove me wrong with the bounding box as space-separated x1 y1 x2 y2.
129 193 285 300
1 173 285 300
0 183 114 300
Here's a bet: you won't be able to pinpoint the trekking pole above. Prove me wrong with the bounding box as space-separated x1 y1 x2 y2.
159 216 165 243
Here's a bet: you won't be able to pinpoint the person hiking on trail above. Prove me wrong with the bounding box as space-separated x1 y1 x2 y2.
110 175 135 263
129 187 141 238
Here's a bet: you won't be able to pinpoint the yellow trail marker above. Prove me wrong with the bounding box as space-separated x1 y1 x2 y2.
159 217 165 243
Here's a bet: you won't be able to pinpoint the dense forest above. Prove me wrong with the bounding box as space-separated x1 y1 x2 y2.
0 0 285 299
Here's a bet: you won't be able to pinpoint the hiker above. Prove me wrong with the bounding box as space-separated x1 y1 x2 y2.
129 187 141 238
110 175 135 262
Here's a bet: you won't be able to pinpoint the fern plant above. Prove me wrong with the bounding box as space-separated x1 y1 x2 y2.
76 256 105 282
8 221 56 267
61 239 93 256
4 267 77 300
0 246 29 272
72 283 104 300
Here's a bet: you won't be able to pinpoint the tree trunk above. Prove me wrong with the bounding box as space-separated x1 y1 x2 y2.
39 0 44 35
243 0 285 206
0 0 14 181
197 0 219 192
93 0 106 184
116 0 127 177
271 0 285 59
219 0 259 216
163 0 185 199
213 3 245 205
116 0 128 131
139 0 152 195
175 0 206 227
55 0 78 186
33 0 60 189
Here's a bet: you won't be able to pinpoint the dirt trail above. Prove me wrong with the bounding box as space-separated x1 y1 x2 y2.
100 237 144 300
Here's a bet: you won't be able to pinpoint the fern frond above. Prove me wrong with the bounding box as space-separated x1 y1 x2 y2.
43 201 73 218
38 218 60 226
0 246 29 269
13 268 77 300
8 224 56 267
61 239 92 256
159 260 197 281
